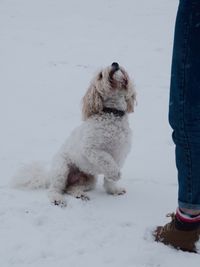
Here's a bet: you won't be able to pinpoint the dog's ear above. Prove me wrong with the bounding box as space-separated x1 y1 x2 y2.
126 83 137 113
82 82 103 120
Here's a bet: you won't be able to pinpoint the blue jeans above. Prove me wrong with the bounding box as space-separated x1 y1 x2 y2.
169 0 200 210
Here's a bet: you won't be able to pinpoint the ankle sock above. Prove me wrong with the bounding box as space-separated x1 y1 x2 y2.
175 208 200 231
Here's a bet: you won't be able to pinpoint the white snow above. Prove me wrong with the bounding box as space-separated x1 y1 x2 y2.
1 0 200 266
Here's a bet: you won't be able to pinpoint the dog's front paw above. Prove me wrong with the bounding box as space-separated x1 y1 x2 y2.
74 191 90 201
104 179 126 196
114 187 126 195
107 187 126 196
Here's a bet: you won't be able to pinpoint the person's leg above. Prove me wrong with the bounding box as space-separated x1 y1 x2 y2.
169 0 200 214
155 0 200 252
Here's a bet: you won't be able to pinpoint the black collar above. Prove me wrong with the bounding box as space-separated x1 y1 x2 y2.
102 107 125 117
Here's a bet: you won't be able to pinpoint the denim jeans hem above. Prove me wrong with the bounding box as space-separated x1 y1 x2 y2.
179 201 200 210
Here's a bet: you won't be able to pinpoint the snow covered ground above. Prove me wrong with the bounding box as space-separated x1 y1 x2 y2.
1 0 200 266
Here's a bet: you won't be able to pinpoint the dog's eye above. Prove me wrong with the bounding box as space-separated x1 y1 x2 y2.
98 72 103 80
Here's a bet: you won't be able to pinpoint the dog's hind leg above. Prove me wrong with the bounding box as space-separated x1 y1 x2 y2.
48 157 70 207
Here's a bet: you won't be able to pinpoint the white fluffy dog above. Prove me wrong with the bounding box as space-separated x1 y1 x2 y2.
13 62 136 207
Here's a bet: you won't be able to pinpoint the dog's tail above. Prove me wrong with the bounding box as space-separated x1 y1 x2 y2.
11 161 51 190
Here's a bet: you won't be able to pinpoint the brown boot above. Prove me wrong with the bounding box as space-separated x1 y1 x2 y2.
154 213 200 253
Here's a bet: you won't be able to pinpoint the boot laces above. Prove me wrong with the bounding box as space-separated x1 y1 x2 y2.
166 213 175 219
165 213 176 231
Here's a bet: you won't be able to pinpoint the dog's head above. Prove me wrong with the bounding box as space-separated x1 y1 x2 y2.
82 63 136 120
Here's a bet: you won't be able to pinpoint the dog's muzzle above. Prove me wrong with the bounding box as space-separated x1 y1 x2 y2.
111 62 119 71
109 62 120 81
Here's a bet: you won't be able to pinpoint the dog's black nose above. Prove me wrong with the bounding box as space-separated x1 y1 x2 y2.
111 62 119 71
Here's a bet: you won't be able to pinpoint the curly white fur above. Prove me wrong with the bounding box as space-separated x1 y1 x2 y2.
13 63 136 207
